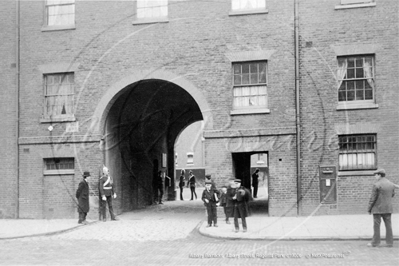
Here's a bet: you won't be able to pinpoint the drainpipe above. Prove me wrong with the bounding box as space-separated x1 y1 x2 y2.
294 0 301 216
15 0 21 218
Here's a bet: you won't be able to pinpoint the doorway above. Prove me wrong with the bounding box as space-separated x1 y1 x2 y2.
232 152 269 215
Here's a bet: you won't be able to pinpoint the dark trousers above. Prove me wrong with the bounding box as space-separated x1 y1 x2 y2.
206 204 217 225
179 186 184 200
190 186 197 200
372 213 393 246
78 212 87 223
253 184 258 198
157 186 164 203
234 205 247 230
100 195 116 221
223 206 229 221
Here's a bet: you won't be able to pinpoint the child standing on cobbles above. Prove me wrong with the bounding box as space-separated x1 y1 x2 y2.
202 180 219 227
218 186 230 224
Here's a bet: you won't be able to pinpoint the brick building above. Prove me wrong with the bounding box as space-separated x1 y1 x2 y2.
0 0 398 219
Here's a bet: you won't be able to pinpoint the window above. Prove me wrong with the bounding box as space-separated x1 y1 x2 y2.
232 0 266 12
45 0 75 26
44 73 75 119
340 0 373 5
233 61 267 109
44 158 75 175
136 0 168 20
337 55 374 102
338 135 376 171
187 152 194 165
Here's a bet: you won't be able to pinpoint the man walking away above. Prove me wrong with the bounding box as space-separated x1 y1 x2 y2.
367 169 395 247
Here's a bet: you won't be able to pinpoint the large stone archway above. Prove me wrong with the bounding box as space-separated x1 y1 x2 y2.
92 70 212 213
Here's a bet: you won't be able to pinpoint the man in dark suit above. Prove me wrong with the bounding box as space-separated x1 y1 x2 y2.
252 168 259 198
367 169 395 247
76 171 90 224
232 179 250 233
99 166 117 221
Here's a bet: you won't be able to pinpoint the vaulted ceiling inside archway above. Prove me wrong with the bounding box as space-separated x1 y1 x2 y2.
106 79 203 155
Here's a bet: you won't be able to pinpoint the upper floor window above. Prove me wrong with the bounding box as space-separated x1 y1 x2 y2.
337 55 374 103
187 152 194 165
338 134 376 171
232 0 266 12
233 61 268 110
136 0 168 20
340 0 374 5
44 73 75 119
44 158 75 175
46 0 75 26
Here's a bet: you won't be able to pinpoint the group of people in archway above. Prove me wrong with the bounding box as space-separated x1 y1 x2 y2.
179 169 258 233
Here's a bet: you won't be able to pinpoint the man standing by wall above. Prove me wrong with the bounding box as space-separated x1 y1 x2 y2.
367 169 395 247
252 168 259 198
76 171 90 224
99 166 118 221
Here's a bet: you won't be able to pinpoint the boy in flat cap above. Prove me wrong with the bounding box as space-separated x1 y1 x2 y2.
367 169 396 247
76 171 90 224
202 180 219 227
232 179 250 233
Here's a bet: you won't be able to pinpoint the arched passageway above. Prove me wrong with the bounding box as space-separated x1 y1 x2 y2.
102 78 204 213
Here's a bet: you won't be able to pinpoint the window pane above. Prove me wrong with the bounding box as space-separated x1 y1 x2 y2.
242 73 249 85
259 63 266 83
250 73 258 84
365 89 373 100
242 63 250 73
347 68 355 79
347 58 355 68
234 75 241 85
233 64 241 74
355 67 364 78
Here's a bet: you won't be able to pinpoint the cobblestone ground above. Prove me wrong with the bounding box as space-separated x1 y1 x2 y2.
0 198 398 266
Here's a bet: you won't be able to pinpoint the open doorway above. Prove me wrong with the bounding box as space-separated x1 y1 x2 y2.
232 152 269 215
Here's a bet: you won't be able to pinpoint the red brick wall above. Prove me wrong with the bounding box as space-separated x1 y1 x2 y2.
0 0 18 218
298 0 399 215
2 0 397 219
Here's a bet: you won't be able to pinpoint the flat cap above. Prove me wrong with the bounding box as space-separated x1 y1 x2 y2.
374 169 386 175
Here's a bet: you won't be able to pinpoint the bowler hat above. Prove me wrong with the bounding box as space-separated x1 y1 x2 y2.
234 179 241 183
83 171 91 177
374 169 386 176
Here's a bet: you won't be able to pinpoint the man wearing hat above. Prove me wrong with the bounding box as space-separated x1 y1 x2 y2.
76 171 90 224
232 178 250 233
202 179 219 227
252 168 260 198
99 166 117 221
367 169 395 247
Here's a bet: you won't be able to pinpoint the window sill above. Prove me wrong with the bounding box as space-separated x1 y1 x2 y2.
338 170 376 176
41 25 76 32
230 108 270 115
335 3 376 10
336 102 378 110
40 116 76 123
229 9 268 16
132 17 169 25
44 169 75 176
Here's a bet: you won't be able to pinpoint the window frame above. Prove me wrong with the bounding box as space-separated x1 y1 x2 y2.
231 61 269 114
42 72 76 122
335 0 376 10
133 0 169 25
187 152 194 165
337 55 375 103
42 0 76 31
338 134 377 171
229 0 268 16
44 157 75 175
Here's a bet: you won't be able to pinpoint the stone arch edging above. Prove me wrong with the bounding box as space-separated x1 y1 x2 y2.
89 69 214 137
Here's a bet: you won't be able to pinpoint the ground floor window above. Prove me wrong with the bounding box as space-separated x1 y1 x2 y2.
338 134 376 171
